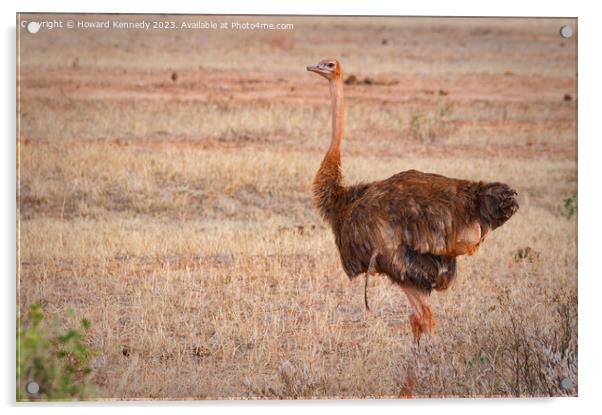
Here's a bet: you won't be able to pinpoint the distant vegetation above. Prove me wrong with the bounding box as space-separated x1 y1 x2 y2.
563 194 577 219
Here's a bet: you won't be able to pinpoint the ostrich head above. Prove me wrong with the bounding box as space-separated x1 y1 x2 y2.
307 59 341 81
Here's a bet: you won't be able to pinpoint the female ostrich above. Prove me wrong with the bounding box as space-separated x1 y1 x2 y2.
307 59 518 343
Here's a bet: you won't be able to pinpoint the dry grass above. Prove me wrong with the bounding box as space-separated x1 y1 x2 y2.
17 14 577 399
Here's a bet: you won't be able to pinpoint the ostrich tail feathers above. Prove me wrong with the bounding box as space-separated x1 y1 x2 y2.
478 182 519 230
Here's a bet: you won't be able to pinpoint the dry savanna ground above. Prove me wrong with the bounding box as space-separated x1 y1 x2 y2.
17 15 577 399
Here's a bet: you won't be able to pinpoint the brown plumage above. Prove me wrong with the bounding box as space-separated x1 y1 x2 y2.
307 59 518 343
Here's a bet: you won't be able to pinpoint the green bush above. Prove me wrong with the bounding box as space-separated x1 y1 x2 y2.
563 194 577 219
17 304 94 401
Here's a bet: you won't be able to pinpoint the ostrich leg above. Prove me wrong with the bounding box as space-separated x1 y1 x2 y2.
402 285 435 344
364 252 379 311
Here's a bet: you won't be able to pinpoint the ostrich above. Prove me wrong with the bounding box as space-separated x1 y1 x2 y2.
306 59 518 343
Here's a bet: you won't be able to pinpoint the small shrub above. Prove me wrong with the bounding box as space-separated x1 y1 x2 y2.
392 291 578 398
17 304 94 401
563 194 577 219
495 291 577 396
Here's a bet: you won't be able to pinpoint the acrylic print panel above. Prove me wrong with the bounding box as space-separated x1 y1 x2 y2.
16 14 577 400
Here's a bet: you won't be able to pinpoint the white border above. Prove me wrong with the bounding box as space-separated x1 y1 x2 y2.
3 1 600 414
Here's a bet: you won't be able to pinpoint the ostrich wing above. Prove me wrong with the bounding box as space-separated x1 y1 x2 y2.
336 169 517 283
352 169 479 256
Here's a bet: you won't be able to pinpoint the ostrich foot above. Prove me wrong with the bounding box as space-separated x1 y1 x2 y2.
398 366 416 398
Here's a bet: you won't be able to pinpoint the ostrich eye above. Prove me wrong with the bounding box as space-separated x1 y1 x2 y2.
327 62 335 68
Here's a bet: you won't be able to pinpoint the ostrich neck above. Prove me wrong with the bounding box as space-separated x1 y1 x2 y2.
312 76 345 224
328 77 344 157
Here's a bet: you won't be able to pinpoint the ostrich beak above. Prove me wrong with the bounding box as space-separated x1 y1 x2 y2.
307 65 320 73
